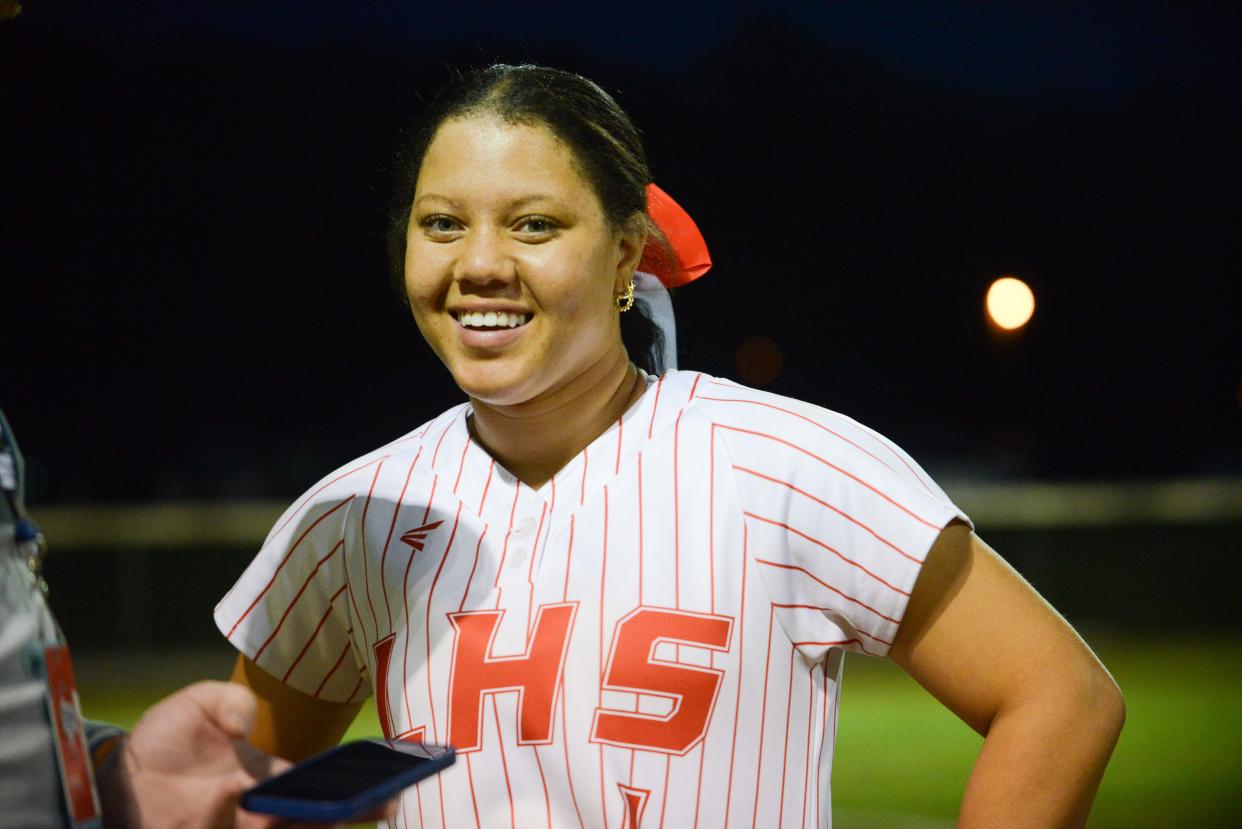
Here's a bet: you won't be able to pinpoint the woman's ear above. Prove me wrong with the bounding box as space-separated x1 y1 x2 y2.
614 213 649 293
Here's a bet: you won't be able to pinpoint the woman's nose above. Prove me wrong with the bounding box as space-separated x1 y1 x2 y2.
454 227 516 287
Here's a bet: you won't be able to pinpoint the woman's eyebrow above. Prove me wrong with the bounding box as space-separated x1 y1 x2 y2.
412 193 460 209
506 194 561 210
412 193 569 212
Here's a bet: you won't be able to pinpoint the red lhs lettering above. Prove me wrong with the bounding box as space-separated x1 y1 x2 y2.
446 602 578 752
591 607 733 754
372 634 398 738
372 634 425 743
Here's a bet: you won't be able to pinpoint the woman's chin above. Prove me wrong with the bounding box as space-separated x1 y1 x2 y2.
452 369 538 408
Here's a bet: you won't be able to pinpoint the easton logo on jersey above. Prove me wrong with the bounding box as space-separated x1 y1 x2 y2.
398 520 444 551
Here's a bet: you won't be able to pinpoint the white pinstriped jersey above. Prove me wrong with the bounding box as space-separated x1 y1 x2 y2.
215 370 967 829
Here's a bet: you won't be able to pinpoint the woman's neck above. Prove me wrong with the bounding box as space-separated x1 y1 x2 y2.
467 350 647 489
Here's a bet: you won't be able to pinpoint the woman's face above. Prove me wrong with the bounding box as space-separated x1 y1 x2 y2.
405 114 643 407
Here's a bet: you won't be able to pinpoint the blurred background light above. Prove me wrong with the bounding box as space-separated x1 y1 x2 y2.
986 276 1036 331
735 335 784 386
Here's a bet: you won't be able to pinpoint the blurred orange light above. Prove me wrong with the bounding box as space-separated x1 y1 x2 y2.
735 335 783 386
986 276 1035 331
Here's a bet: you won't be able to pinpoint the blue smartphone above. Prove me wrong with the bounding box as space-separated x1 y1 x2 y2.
240 739 455 822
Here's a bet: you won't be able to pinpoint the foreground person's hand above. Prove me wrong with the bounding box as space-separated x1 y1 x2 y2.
94 680 396 828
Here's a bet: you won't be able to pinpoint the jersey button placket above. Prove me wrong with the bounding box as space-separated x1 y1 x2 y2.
500 491 544 583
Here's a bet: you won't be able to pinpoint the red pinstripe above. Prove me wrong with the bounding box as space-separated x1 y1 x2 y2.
691 739 707 828
312 640 352 699
423 502 464 745
747 513 911 597
722 523 749 828
691 421 715 828
702 384 939 494
491 696 517 829
580 446 589 506
800 664 815 829
560 519 585 829
281 583 347 683
429 416 453 469
525 502 550 635
399 475 438 731
717 423 940 529
597 484 610 829
615 413 624 475
793 639 866 650
345 673 365 703
776 645 796 829
379 449 423 634
452 436 471 494
359 460 386 642
253 540 343 662
658 756 671 829
637 455 644 606
674 410 683 608
533 745 554 829
344 555 366 667
647 373 665 438
735 464 921 563
478 459 496 515
562 517 576 603
523 502 553 823
458 530 488 613
465 754 482 829
817 668 827 829
264 460 377 548
750 606 776 829
226 497 353 638
756 561 893 642
560 683 588 829
688 372 702 402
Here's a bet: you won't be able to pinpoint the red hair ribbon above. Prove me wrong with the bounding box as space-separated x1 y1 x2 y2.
639 183 712 288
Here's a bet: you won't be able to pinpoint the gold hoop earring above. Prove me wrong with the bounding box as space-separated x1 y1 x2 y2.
615 280 635 313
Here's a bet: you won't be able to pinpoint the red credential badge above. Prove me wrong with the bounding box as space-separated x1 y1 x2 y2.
43 644 102 825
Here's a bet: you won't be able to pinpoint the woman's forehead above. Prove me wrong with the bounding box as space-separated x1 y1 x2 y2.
416 115 594 205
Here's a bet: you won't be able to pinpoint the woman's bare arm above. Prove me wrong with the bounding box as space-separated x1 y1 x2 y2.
229 654 364 762
890 522 1125 828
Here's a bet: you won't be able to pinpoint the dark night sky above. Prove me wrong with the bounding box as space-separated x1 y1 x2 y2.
2 2 1239 503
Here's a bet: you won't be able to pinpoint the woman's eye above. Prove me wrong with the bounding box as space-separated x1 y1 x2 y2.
422 215 460 235
517 216 556 235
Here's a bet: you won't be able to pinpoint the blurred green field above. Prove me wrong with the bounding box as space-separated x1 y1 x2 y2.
77 636 1242 828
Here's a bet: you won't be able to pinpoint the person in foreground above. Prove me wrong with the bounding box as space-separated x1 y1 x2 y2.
1 408 396 828
216 64 1124 827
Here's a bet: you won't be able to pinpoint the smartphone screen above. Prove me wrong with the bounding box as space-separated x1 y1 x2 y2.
242 740 455 820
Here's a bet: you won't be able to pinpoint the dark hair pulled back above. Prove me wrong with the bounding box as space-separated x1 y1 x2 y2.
387 64 667 374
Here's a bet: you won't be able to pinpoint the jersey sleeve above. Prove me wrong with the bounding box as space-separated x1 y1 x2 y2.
716 391 970 661
214 477 370 703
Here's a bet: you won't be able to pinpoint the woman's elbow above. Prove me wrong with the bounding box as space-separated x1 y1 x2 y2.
1088 662 1126 743
1055 652 1125 751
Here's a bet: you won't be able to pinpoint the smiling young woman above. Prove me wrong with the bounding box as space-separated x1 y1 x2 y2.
404 114 649 485
217 64 1123 829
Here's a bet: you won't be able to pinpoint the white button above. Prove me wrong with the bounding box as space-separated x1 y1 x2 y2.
508 548 528 568
515 517 537 536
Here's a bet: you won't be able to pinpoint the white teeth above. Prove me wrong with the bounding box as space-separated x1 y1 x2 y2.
458 311 529 329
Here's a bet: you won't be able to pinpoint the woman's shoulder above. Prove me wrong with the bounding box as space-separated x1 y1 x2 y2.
280 403 470 513
678 370 951 503
679 370 874 441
